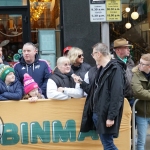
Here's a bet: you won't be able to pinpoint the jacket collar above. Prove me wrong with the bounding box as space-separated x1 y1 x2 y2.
19 54 39 65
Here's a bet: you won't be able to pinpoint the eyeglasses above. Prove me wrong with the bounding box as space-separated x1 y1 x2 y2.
139 62 150 66
78 54 84 58
91 52 98 57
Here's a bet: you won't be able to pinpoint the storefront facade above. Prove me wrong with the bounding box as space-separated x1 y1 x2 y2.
0 0 149 66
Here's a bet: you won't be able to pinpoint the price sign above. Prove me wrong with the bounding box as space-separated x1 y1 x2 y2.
106 0 121 21
89 0 122 22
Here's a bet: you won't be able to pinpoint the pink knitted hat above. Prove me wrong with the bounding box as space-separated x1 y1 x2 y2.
23 73 38 94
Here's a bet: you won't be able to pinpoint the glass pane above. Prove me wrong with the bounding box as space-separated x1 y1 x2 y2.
0 14 23 65
30 0 60 45
0 0 27 6
110 0 149 63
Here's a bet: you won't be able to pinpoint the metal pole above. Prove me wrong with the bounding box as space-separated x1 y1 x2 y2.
132 99 139 150
101 22 110 50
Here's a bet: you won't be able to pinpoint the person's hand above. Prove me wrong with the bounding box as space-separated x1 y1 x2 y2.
0 58 3 64
72 74 82 83
106 119 114 127
57 87 64 93
28 97 38 102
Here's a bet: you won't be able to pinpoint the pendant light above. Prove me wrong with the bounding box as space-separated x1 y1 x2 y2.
131 0 139 20
125 11 131 29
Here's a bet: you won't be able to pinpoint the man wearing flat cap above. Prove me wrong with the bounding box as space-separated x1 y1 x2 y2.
113 38 135 107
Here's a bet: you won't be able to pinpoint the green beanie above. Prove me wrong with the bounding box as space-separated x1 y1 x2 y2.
0 64 15 81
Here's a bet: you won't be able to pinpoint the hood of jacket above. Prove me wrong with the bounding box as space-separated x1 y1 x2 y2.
132 65 139 73
19 54 39 65
111 57 127 71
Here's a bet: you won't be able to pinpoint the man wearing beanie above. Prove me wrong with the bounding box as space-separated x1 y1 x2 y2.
0 64 23 100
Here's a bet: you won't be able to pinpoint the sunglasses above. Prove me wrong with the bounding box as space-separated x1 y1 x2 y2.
78 54 84 58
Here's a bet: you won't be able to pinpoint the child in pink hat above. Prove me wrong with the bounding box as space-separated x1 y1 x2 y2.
23 73 44 102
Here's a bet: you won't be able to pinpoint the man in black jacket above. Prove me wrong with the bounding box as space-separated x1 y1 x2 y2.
76 43 126 150
112 38 135 107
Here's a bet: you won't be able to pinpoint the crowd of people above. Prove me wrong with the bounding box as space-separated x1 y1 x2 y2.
0 38 149 150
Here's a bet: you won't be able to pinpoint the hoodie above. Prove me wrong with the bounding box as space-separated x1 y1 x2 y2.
14 54 51 97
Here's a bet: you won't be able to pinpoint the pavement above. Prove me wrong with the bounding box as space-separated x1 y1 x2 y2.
146 127 150 150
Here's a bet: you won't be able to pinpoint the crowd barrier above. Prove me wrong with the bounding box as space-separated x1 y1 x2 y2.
0 98 131 150
132 99 139 150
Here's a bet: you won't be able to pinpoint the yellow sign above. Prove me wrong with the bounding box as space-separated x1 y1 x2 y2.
106 0 121 21
0 98 131 149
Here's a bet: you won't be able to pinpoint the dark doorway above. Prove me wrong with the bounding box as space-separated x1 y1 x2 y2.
0 5 30 65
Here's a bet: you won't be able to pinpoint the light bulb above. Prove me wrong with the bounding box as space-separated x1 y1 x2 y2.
125 7 130 12
131 12 139 20
125 23 131 29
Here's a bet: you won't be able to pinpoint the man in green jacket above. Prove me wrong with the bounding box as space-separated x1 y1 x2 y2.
132 53 150 150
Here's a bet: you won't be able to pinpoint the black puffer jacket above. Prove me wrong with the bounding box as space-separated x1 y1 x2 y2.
50 68 75 88
71 62 91 80
80 59 126 138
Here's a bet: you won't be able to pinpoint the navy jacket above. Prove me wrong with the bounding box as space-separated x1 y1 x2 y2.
0 79 23 100
14 54 51 97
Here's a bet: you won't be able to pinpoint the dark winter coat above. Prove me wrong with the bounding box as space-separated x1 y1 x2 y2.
80 65 98 94
0 79 23 100
80 59 126 138
112 52 135 99
14 54 51 97
71 62 91 80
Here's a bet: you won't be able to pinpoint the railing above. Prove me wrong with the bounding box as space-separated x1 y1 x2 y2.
132 99 139 150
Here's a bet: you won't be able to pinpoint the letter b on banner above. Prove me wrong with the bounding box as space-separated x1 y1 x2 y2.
1 123 19 145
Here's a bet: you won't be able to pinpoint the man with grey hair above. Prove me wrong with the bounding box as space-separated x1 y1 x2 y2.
78 43 126 150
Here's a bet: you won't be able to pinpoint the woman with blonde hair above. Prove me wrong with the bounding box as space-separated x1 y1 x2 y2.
67 47 91 80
